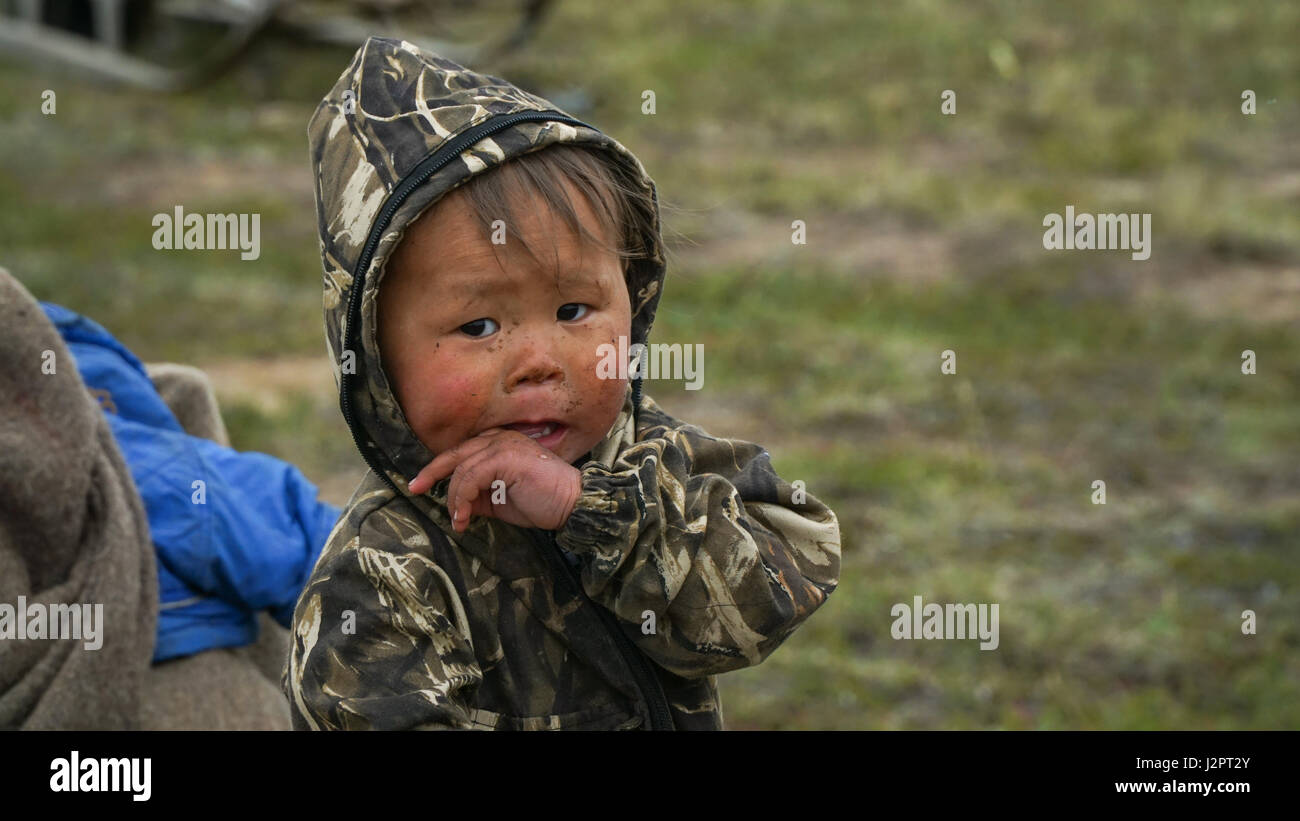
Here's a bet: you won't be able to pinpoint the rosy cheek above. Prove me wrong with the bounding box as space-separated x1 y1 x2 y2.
438 373 489 412
569 330 628 421
404 351 492 449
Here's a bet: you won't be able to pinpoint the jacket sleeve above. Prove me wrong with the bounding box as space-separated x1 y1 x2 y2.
282 505 482 730
554 396 841 679
108 414 339 631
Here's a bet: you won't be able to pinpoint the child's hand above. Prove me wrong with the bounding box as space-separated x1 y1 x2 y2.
407 428 583 533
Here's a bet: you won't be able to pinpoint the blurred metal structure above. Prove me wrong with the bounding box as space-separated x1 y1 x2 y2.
0 0 555 91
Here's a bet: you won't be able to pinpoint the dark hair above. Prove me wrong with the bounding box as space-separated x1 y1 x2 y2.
453 143 659 276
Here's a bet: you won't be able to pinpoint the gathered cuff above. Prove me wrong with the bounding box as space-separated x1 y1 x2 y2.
554 464 646 560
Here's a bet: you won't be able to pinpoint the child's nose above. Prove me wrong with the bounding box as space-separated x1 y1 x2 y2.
504 335 565 391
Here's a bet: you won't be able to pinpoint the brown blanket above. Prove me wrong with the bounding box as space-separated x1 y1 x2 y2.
0 267 290 729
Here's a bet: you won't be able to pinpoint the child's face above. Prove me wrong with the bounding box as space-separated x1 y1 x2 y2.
378 180 632 467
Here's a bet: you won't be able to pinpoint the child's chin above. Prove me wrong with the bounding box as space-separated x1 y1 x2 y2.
549 426 600 465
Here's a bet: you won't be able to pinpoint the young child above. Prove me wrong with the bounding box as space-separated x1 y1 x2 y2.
283 37 842 730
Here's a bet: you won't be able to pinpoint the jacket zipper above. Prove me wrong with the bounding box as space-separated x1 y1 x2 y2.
339 109 593 495
337 108 674 729
539 532 676 731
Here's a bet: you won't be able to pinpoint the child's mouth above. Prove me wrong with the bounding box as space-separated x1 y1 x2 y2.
503 421 567 449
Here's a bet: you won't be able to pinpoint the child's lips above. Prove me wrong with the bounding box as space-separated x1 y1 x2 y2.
502 420 567 449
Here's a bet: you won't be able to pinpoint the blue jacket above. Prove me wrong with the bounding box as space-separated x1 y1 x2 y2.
41 303 340 662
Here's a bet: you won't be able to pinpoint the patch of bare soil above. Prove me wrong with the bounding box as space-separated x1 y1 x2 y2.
671 210 957 284
95 153 312 210
201 355 336 413
1144 262 1300 324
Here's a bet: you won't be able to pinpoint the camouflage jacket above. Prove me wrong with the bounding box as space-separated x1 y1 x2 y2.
283 37 841 730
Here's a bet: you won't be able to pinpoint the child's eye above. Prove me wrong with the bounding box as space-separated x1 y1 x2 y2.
557 303 590 322
459 318 498 338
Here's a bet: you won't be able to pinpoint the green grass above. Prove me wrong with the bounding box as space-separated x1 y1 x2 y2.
0 0 1296 729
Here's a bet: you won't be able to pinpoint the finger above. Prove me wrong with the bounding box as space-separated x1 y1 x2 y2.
446 449 498 531
439 428 531 504
468 494 496 518
411 438 491 494
451 484 487 533
408 432 501 494
448 434 541 510
452 441 541 530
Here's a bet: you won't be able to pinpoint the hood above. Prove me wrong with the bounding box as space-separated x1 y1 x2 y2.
310 37 667 494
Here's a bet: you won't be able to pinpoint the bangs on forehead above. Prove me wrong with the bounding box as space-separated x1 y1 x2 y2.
455 144 654 277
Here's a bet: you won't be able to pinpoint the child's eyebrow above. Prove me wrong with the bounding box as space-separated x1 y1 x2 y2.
449 275 511 300
447 265 609 298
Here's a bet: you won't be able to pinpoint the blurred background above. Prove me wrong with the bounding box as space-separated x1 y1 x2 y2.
1 0 1296 729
